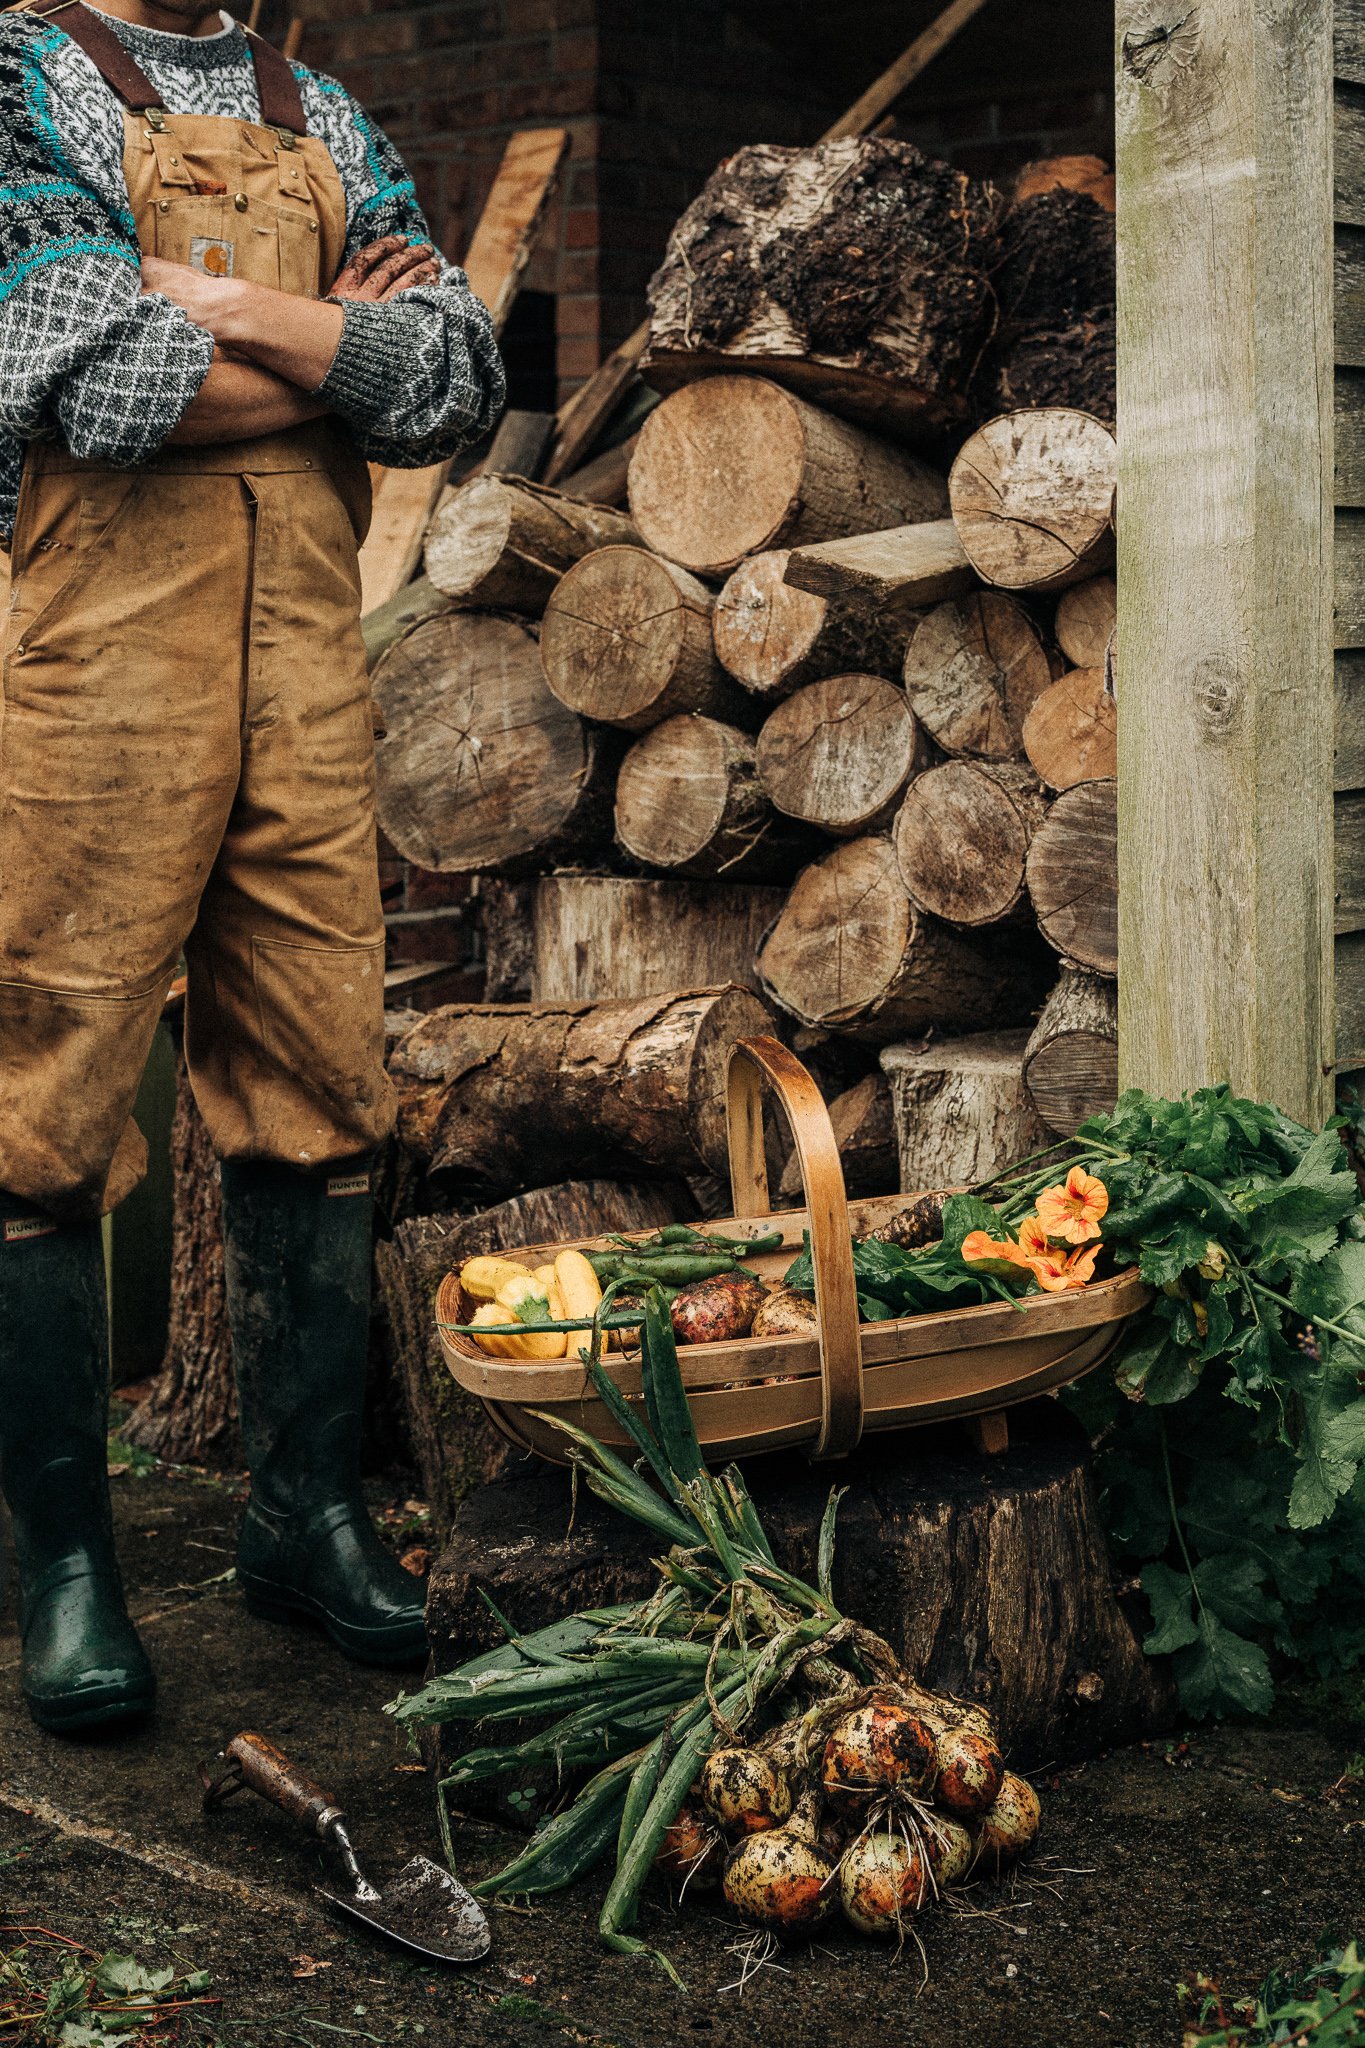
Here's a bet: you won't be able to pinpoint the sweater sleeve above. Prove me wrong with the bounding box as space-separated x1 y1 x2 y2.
0 22 214 474
302 73 505 468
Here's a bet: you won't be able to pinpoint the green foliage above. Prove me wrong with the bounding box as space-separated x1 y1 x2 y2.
0 1934 213 2044
1180 1937 1365 2044
983 1084 1365 1720
784 1193 1032 1319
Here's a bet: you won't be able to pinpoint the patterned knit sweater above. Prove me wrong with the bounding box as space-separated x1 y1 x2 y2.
0 5 505 541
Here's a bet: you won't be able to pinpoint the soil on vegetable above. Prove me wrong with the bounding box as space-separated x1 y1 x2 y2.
0 1459 1361 2048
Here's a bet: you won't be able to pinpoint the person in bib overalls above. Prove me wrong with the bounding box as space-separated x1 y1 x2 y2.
0 0 504 1730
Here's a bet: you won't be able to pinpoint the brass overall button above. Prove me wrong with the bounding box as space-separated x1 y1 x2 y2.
234 193 249 212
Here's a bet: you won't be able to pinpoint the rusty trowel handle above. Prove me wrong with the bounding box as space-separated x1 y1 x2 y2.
208 1730 346 1840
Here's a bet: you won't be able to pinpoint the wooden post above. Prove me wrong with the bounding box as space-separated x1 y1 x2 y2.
1114 2 1335 1125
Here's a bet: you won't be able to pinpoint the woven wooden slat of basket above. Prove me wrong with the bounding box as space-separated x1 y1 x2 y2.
436 1035 1150 1466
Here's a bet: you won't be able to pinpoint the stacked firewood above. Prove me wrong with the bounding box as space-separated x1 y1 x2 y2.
369 140 1120 1220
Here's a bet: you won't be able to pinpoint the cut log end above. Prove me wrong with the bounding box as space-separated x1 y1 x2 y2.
540 546 738 731
1026 778 1118 975
757 834 1049 1043
1022 666 1118 791
712 549 906 699
422 473 640 613
755 673 929 835
893 760 1049 927
903 590 1056 759
949 408 1117 594
628 374 948 578
880 1028 1050 1191
614 713 811 880
1054 575 1117 669
1023 968 1119 1135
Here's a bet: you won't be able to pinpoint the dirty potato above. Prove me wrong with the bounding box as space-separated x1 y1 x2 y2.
670 1271 768 1345
751 1287 818 1337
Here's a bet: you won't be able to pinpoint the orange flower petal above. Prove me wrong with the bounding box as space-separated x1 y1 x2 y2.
961 1229 1027 1266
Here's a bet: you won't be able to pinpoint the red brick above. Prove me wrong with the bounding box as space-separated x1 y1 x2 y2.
556 336 602 378
556 292 600 337
384 905 474 965
556 248 598 293
566 161 598 206
500 73 595 121
562 205 599 250
331 14 415 60
553 26 597 73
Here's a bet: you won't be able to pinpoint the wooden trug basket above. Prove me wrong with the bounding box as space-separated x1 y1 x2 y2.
436 1035 1150 1466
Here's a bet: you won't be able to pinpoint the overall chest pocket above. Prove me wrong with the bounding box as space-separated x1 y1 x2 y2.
152 193 321 295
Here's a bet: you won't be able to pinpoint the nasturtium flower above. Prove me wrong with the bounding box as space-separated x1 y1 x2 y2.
961 1228 1030 1268
1023 1239 1101 1293
1035 1167 1109 1246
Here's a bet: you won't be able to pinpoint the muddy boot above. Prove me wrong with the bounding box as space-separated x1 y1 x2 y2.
222 1159 425 1666
0 1191 155 1733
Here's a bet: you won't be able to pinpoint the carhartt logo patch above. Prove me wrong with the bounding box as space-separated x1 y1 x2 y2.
3 1216 57 1243
189 235 234 278
326 1174 370 1199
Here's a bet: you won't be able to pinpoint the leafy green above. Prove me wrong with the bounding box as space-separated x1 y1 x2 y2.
979 1083 1365 1720
784 1194 1030 1317
1181 1936 1365 2044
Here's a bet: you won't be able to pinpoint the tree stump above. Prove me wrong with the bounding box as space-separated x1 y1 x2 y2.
424 1404 1174 1809
375 1179 687 1534
879 1029 1050 1190
122 1032 237 1466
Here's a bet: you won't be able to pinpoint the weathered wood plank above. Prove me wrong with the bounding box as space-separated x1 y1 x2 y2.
1336 791 1365 930
1338 510 1365 646
1338 82 1365 226
1336 930 1365 1064
784 519 974 612
1338 0 1365 84
1335 228 1365 362
1116 1 1335 1123
1339 369 1365 502
1336 650 1365 785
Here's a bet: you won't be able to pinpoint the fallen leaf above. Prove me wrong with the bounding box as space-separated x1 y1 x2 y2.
400 1546 430 1577
290 1955 333 1979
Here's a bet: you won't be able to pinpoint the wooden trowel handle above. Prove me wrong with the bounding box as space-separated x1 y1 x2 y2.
222 1730 345 1838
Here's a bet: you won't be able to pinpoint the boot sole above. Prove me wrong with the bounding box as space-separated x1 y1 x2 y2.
239 1582 426 1667
25 1683 156 1735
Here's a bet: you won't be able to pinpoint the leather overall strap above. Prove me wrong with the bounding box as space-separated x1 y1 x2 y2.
12 1 306 133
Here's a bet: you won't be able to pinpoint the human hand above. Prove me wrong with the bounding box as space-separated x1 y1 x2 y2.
140 255 246 342
328 235 441 303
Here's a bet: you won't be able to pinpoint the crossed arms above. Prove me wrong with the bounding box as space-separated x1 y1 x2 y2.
143 236 438 444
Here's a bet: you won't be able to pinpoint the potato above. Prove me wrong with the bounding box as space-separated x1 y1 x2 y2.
751 1287 818 1337
670 1271 768 1345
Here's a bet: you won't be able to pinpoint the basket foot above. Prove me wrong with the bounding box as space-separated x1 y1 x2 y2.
966 1410 1010 1455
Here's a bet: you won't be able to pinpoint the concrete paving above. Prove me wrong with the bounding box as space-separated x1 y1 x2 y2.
0 1458 1361 2048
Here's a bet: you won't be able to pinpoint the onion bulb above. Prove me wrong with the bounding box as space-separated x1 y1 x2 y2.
821 1699 937 1804
722 1790 834 1936
838 1830 927 1936
923 1814 973 1888
700 1747 791 1835
933 1725 1004 1819
974 1772 1041 1872
654 1799 722 1889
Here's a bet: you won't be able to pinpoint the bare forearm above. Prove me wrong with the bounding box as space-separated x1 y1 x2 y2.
167 352 328 445
187 282 344 392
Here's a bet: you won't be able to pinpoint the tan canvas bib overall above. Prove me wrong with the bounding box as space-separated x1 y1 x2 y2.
0 11 395 1219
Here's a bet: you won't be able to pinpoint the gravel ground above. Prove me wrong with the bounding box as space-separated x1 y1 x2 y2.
0 1460 1361 2048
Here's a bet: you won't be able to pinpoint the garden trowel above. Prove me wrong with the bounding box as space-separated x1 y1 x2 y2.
200 1729 490 1964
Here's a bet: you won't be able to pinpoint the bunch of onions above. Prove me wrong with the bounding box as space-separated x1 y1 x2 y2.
393 1285 1043 1979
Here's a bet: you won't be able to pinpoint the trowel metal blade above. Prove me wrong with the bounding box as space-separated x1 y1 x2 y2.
317 1854 491 1963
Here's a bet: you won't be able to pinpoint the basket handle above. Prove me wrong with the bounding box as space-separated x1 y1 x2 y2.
725 1035 864 1460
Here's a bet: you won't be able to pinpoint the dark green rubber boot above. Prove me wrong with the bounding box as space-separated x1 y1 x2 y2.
0 1190 156 1733
221 1159 426 1666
